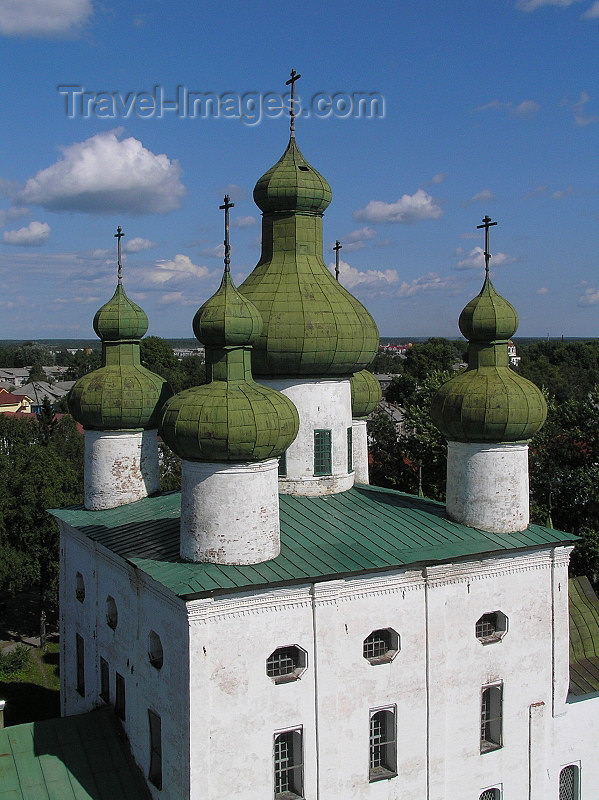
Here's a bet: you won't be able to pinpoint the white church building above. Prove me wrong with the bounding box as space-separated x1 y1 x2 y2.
1 79 598 800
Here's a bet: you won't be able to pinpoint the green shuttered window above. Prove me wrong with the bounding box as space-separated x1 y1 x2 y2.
314 429 332 476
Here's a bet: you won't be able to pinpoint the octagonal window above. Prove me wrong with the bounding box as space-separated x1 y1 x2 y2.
75 572 85 602
363 628 400 665
266 645 307 684
475 611 508 644
106 596 118 630
148 631 163 670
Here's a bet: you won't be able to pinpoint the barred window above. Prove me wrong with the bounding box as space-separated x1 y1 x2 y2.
363 628 400 665
76 633 84 696
115 672 126 721
347 427 353 473
369 708 397 781
314 430 332 476
481 684 502 753
148 631 163 670
278 450 287 477
100 657 109 703
274 729 303 798
148 710 162 789
559 765 580 800
480 789 500 800
267 646 307 683
476 611 508 643
106 596 118 630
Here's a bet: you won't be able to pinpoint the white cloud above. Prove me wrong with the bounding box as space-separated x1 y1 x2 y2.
329 259 398 292
583 0 599 16
469 189 495 203
516 0 582 10
537 287 550 294
552 186 573 199
456 246 515 270
337 226 378 252
220 184 247 201
0 0 92 37
353 189 442 224
578 287 599 306
200 244 225 259
123 237 157 253
430 173 446 184
568 90 598 126
233 215 257 228
2 220 50 246
475 99 540 117
17 130 185 215
395 272 459 298
146 254 210 286
0 206 29 227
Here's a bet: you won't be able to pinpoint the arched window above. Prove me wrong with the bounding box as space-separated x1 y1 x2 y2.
559 765 580 800
479 789 500 800
369 708 396 781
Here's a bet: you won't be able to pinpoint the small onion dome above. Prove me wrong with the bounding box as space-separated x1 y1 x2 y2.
254 137 332 215
69 282 172 430
159 269 299 462
459 274 518 342
351 369 382 419
431 276 546 443
159 379 299 462
69 363 172 430
193 271 262 346
93 283 148 341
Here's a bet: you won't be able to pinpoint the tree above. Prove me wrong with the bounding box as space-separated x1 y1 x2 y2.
66 349 101 380
140 337 186 392
403 338 461 383
27 362 46 383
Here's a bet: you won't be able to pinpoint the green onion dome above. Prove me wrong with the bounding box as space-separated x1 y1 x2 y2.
93 283 149 341
240 137 379 376
351 369 382 419
69 283 172 430
431 274 546 443
159 270 299 462
253 137 332 215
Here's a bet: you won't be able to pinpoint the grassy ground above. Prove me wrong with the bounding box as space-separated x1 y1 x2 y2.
0 641 60 726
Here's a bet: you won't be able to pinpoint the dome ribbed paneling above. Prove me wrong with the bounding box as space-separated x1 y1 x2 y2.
351 369 382 418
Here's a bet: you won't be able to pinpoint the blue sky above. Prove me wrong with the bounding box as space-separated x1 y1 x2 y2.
0 0 598 340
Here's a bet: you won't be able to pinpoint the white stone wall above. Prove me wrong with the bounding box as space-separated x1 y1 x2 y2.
59 521 191 800
263 377 354 496
352 419 369 484
180 458 280 564
445 441 530 532
84 429 160 510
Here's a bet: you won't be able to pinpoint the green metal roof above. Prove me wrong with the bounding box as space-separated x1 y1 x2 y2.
569 575 599 696
51 484 576 601
0 708 150 800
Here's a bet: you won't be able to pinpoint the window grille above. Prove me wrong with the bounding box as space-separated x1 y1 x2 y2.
148 631 163 669
481 684 502 752
559 765 579 800
115 672 126 721
274 729 303 798
148 710 162 789
369 709 397 780
347 427 353 473
313 430 332 476
476 613 497 638
75 572 85 602
267 647 298 678
278 450 287 477
106 596 118 629
76 633 84 696
480 789 500 800
100 657 109 703
364 630 391 660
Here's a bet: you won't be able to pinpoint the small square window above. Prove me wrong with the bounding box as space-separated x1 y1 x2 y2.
115 672 126 721
369 707 397 781
278 451 287 477
76 633 84 697
148 710 162 790
481 683 502 753
274 728 303 798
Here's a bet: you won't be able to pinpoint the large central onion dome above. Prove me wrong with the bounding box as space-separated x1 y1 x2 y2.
159 269 299 462
431 273 546 442
69 282 172 430
240 136 379 377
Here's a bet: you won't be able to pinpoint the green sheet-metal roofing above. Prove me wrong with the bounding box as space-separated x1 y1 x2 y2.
432 274 546 443
0 708 150 800
51 484 576 600
193 270 262 347
569 575 599 696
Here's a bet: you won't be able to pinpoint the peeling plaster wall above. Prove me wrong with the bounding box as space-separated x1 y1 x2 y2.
59 522 190 800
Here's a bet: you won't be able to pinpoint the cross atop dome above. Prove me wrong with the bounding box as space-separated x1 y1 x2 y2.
114 225 124 284
476 215 497 276
286 68 301 138
219 195 234 273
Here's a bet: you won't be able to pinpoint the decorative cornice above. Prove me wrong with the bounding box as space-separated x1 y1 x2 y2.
187 584 313 622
